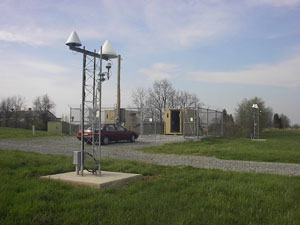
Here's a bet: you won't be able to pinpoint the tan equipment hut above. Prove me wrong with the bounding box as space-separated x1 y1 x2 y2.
104 109 141 133
164 108 197 136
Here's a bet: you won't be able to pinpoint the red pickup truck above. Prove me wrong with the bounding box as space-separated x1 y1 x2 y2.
77 123 139 145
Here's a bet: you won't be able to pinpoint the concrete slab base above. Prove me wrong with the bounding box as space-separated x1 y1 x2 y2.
251 139 267 142
41 170 143 188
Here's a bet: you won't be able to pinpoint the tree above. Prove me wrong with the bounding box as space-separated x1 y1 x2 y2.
0 97 13 126
273 113 291 129
132 79 201 122
32 94 56 130
147 80 174 122
11 96 26 127
131 87 148 110
175 91 199 108
235 97 273 137
0 96 26 127
273 113 281 128
292 124 300 129
222 109 235 137
279 114 291 129
33 94 55 113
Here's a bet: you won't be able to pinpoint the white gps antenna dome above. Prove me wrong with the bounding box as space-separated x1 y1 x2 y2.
100 40 117 60
66 31 82 47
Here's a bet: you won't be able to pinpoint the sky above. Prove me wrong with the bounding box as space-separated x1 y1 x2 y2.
0 0 300 124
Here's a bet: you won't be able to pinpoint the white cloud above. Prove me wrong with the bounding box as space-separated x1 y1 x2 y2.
143 0 237 47
189 56 300 88
139 63 178 81
0 0 239 50
0 54 77 115
0 27 67 46
247 0 300 7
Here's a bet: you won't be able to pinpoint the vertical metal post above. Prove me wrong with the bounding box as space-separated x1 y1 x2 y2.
257 108 259 139
183 108 186 138
92 50 96 158
221 111 224 136
81 48 86 176
215 110 217 136
116 55 121 122
69 107 72 135
206 109 209 136
97 46 103 176
196 106 199 141
194 104 197 136
154 112 157 138
140 109 144 136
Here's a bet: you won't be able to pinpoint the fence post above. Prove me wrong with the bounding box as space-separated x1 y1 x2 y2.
183 108 186 138
221 111 224 136
215 110 217 136
196 106 199 141
154 112 157 138
140 109 144 136
207 109 209 136
69 107 72 134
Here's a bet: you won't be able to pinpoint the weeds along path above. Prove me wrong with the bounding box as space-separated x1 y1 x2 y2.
1 136 300 177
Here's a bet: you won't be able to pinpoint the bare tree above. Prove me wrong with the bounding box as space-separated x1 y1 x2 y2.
32 94 56 130
132 79 202 123
132 87 148 110
148 80 174 122
176 91 200 108
0 97 13 126
33 94 55 113
11 96 26 127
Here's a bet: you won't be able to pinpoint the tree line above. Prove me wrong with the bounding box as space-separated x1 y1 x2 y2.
0 94 55 131
132 79 201 122
132 80 297 138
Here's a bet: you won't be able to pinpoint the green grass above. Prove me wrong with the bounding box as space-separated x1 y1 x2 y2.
1 149 300 225
140 130 300 164
0 127 68 139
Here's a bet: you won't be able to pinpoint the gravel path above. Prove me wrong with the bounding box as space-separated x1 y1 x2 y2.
1 136 300 177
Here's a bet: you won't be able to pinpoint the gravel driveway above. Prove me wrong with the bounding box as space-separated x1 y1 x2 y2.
1 136 300 177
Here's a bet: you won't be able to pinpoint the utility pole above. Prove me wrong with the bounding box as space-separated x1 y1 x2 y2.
116 55 121 123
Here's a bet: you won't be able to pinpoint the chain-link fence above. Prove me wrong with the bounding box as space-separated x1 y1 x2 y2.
69 106 223 139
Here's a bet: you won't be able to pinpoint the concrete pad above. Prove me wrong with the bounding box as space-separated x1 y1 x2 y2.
41 170 143 188
251 139 267 142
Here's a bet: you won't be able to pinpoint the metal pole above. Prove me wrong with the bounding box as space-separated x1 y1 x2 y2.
154 112 157 138
116 55 121 123
92 50 96 157
81 49 86 176
140 109 144 136
97 46 103 176
196 106 199 141
221 111 224 136
183 108 186 138
69 107 72 135
253 108 256 139
194 104 197 136
206 109 209 136
257 108 259 139
215 110 217 136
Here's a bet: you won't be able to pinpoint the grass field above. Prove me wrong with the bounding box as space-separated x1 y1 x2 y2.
1 149 300 225
0 127 68 139
140 130 300 164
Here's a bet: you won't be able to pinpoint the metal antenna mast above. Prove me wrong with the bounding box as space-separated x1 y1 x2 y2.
66 31 118 176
